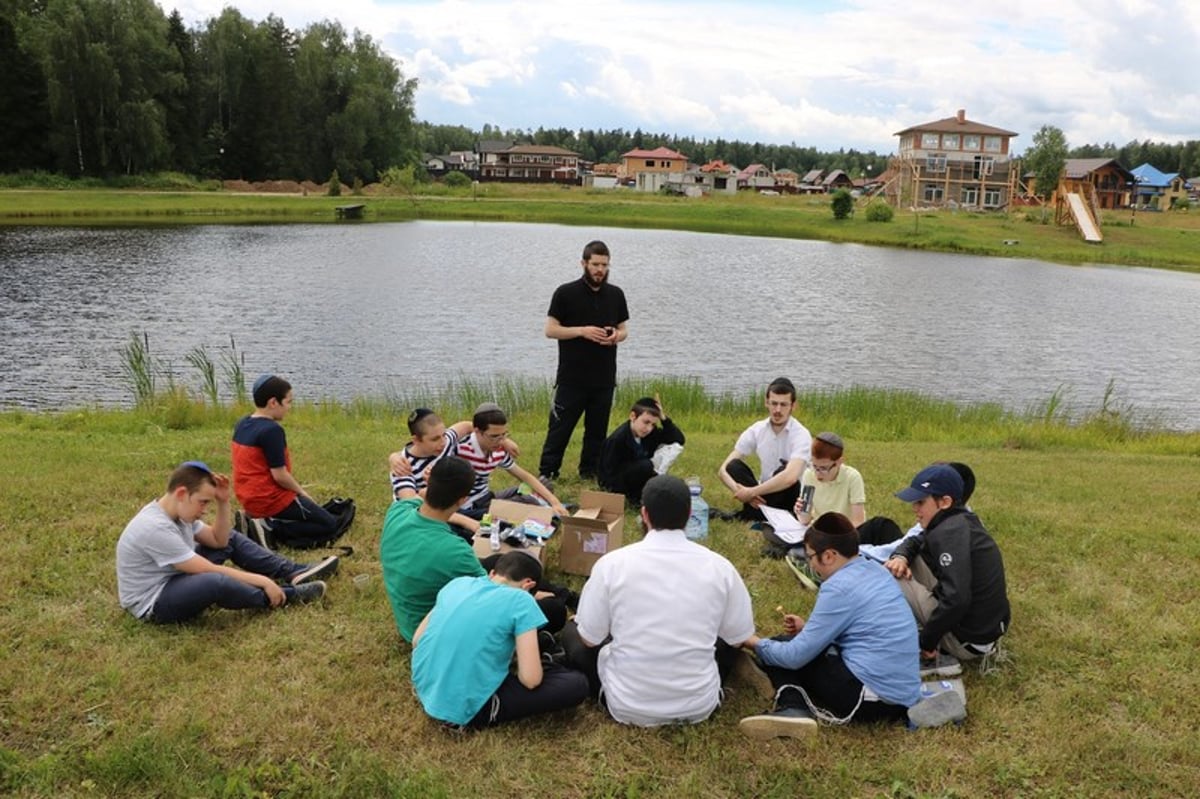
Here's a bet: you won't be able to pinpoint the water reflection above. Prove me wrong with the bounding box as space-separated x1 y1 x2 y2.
1 222 1197 429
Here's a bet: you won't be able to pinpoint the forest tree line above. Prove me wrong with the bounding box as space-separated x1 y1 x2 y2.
2 0 1198 184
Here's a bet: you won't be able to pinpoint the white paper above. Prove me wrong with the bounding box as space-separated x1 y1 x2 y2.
759 506 807 545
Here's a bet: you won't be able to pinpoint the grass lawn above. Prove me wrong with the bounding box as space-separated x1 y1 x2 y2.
2 382 1199 798
2 184 1199 273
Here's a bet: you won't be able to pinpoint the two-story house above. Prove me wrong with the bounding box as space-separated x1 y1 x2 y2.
478 144 581 182
621 146 689 189
891 109 1018 209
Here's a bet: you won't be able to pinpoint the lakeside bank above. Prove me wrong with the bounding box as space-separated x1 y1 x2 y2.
3 185 1199 272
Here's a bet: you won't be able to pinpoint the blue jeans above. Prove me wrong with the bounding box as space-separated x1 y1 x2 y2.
149 532 303 624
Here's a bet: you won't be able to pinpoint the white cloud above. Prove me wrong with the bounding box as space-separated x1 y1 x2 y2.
169 0 1200 150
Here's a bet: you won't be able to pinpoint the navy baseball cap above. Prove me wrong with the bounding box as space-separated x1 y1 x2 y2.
895 464 964 503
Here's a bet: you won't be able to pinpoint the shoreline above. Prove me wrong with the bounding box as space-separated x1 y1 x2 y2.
3 187 1199 273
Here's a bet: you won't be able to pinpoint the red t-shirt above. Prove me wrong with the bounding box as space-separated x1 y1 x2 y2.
231 415 295 517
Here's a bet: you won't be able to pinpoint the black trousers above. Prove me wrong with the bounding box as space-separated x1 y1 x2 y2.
465 663 590 728
538 383 614 479
603 458 657 504
761 643 908 725
725 458 800 521
561 620 741 699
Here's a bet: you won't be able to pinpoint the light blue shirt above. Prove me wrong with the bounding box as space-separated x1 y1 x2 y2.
755 556 921 707
412 576 546 725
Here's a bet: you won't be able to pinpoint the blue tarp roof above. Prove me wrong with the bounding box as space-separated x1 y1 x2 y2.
1130 163 1177 188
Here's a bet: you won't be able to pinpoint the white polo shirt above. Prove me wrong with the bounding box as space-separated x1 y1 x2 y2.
575 529 755 727
734 417 812 482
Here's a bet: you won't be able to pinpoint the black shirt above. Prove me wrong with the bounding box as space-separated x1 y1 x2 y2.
547 277 630 387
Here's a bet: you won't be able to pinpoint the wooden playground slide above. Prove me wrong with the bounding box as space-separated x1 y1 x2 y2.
1065 192 1103 243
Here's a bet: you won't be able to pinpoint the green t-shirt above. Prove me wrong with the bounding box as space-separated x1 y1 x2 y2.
380 498 485 641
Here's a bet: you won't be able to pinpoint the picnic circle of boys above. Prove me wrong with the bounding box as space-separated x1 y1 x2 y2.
116 238 1010 739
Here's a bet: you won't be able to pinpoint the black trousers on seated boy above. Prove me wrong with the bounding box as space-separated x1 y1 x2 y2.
725 459 800 522
560 620 741 699
758 644 908 725
456 488 543 522
467 664 590 729
600 458 657 505
265 495 350 546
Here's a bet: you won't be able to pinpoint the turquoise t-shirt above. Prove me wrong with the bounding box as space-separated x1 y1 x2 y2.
380 498 485 641
412 575 547 725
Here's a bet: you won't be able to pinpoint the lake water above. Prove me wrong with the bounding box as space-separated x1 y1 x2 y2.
1 221 1197 429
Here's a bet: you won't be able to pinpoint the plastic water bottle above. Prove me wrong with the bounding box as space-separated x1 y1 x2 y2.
482 513 500 551
685 476 709 540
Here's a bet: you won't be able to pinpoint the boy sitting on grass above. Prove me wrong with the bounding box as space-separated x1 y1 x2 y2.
411 551 589 729
231 374 353 549
386 407 520 542
381 456 487 643
116 461 334 624
886 464 1011 675
454 403 567 520
598 395 686 504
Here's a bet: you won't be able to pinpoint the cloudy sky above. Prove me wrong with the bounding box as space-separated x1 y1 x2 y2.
175 0 1200 154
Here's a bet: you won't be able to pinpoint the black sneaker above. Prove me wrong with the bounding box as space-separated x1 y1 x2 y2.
291 580 326 604
759 542 789 560
739 707 817 740
537 475 556 494
291 556 340 586
233 510 249 535
245 517 273 550
537 630 567 664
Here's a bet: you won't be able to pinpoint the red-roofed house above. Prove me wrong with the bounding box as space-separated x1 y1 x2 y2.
621 146 689 187
889 109 1018 209
738 163 774 189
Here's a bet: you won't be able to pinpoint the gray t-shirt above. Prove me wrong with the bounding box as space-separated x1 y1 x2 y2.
116 501 200 619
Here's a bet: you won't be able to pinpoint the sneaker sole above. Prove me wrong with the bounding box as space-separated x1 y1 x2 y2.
784 557 819 591
919 662 963 678
292 556 340 586
733 652 776 701
739 714 817 740
291 580 327 604
907 690 967 728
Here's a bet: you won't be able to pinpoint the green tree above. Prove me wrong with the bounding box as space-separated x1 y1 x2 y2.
830 188 853 219
0 8 52 171
1025 125 1069 220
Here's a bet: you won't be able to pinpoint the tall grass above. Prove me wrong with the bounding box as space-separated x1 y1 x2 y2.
184 346 219 405
118 331 156 406
220 335 248 405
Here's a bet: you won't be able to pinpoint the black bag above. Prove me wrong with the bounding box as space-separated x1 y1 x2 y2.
271 496 356 554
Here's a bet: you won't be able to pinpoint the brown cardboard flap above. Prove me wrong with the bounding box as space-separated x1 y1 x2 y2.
472 536 545 564
486 499 554 527
559 490 626 576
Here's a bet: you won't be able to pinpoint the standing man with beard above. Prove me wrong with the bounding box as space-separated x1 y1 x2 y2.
538 240 630 483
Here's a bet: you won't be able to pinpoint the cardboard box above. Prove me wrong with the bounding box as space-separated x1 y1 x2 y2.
559 490 626 576
470 498 552 565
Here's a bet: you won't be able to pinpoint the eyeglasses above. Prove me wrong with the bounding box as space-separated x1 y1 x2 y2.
812 462 839 474
805 548 822 562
